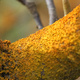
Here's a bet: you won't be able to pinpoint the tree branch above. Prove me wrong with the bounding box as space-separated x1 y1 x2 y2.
17 0 43 29
45 0 58 25
1 4 80 80
62 0 71 16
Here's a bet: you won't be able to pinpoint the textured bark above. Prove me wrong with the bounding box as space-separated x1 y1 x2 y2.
17 0 43 29
62 0 71 16
45 0 58 25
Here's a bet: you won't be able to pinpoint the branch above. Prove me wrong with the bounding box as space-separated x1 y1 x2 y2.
17 0 26 5
17 0 43 29
1 5 80 80
62 0 71 16
45 0 58 25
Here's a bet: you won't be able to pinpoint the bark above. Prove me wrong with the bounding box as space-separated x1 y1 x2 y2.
45 0 58 25
62 0 71 16
17 0 43 29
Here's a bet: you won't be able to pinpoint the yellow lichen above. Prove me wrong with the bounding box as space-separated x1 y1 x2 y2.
0 5 80 80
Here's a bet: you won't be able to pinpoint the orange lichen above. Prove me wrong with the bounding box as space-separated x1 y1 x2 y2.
0 5 80 80
0 40 11 80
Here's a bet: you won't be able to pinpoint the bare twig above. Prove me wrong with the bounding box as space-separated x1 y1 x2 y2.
17 0 43 29
45 0 58 25
17 0 26 5
62 0 71 16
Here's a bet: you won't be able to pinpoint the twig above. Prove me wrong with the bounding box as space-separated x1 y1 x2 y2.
45 0 58 25
17 0 43 29
62 0 71 16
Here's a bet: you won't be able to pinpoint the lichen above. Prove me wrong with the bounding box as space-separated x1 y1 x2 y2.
0 5 80 80
0 40 11 80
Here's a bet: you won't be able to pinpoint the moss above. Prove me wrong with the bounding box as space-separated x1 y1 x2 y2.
0 5 80 80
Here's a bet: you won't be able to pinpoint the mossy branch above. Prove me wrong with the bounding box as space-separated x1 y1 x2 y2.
0 5 80 80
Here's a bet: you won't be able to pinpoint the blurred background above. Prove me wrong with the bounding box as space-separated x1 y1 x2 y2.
0 0 80 42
